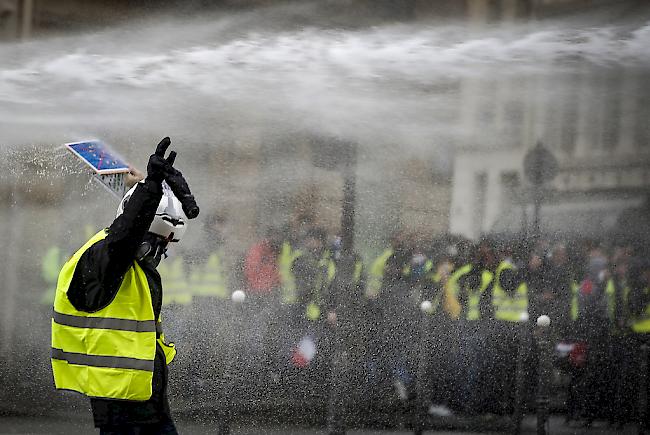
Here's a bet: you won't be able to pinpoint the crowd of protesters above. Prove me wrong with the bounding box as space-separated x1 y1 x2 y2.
39 213 650 426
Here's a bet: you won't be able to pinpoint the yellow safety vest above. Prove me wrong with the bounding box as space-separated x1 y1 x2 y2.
159 256 191 305
365 248 393 298
443 264 468 319
446 264 493 321
492 261 528 323
51 230 176 401
279 241 302 304
305 251 337 321
189 251 228 299
40 246 64 304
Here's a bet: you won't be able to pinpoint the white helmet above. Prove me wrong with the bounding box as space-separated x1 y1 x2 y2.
116 181 187 243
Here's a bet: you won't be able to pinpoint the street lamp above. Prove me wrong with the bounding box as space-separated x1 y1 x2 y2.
312 136 358 435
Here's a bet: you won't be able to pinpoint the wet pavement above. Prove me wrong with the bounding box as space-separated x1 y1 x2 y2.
0 416 641 434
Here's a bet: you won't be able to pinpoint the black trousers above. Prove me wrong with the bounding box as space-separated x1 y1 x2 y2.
99 418 177 435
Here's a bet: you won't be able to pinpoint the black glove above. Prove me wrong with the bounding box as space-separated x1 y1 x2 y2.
146 137 176 183
146 137 200 219
165 167 200 219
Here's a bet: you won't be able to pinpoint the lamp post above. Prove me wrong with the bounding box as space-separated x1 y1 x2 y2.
312 137 358 435
639 343 648 435
535 315 552 435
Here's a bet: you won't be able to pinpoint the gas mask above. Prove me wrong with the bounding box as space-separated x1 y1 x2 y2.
136 233 169 269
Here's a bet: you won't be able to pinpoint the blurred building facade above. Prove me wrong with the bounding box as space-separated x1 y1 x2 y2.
449 1 650 240
2 0 646 246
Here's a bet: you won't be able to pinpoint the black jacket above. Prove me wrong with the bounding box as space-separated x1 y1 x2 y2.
66 179 172 427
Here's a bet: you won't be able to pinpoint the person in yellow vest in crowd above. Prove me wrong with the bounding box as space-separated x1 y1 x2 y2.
321 235 367 409
613 252 650 426
189 213 229 301
363 230 417 398
286 227 334 376
40 225 98 305
184 214 230 398
423 244 455 319
323 235 366 327
158 255 191 305
365 246 393 299
488 242 532 415
292 227 336 324
420 241 457 417
492 256 528 324
40 245 64 305
51 137 198 435
605 244 635 425
445 240 495 322
372 231 420 402
572 243 613 424
278 213 317 305
361 238 397 400
450 239 498 415
279 238 303 305
607 245 633 332
544 242 577 335
190 250 228 299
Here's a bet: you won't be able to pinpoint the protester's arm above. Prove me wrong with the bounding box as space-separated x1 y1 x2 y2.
66 138 175 312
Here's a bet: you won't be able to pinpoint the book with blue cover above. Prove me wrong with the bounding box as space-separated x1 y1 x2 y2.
65 140 130 197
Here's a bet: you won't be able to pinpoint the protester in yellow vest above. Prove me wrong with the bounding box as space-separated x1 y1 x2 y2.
51 137 198 434
279 240 303 304
628 257 650 334
425 259 453 316
610 254 649 425
159 255 191 305
323 235 366 327
365 247 393 298
292 228 336 322
492 259 528 323
443 238 498 321
40 226 97 305
189 213 229 301
40 245 64 304
189 250 228 300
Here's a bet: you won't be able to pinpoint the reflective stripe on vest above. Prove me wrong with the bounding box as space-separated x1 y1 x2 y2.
51 230 175 401
492 261 528 323
51 348 153 371
53 310 156 332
